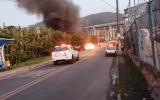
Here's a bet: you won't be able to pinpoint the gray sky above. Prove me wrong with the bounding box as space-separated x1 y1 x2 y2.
0 0 137 27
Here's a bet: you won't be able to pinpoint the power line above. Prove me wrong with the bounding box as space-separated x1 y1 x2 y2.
101 0 117 10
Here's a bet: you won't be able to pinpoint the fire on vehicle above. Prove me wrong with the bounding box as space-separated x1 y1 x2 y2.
84 43 95 50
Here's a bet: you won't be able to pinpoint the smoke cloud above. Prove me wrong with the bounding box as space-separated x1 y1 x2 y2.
15 0 80 33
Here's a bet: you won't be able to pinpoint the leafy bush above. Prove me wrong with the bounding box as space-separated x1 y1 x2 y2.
71 34 83 48
99 38 105 42
0 26 88 65
90 36 98 44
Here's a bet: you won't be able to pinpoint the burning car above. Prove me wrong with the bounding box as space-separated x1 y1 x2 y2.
85 43 95 50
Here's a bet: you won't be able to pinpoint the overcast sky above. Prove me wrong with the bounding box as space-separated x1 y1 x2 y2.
0 0 137 27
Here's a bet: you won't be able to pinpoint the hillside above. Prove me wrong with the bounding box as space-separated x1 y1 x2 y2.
31 22 45 27
82 12 123 27
31 12 123 27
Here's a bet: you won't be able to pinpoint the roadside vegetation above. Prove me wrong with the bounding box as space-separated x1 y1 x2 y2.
99 38 105 42
123 55 148 89
112 78 126 99
0 26 98 71
112 55 153 100
122 55 153 100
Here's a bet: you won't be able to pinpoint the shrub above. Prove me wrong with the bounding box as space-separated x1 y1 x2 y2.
0 26 89 65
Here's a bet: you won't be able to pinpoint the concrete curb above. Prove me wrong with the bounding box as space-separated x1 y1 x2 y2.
106 57 116 100
109 57 118 100
0 60 52 79
110 55 122 100
118 94 121 100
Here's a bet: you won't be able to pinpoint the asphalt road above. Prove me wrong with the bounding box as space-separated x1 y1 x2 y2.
0 48 113 100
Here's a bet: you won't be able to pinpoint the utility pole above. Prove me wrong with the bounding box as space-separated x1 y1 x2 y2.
116 0 121 52
134 0 139 57
148 0 157 68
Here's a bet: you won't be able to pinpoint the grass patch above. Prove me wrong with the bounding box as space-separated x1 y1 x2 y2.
113 79 126 99
0 56 51 72
112 55 153 100
123 55 153 100
123 55 148 89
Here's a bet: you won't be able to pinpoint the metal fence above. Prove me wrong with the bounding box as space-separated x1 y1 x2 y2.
125 0 160 71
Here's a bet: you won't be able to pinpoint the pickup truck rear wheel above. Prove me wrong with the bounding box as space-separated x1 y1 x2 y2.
70 55 74 64
76 54 79 61
105 53 108 57
54 61 58 66
115 53 117 57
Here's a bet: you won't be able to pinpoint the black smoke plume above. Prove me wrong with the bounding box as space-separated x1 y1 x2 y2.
15 0 80 33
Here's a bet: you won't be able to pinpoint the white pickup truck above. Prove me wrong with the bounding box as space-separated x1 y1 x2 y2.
52 45 79 65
